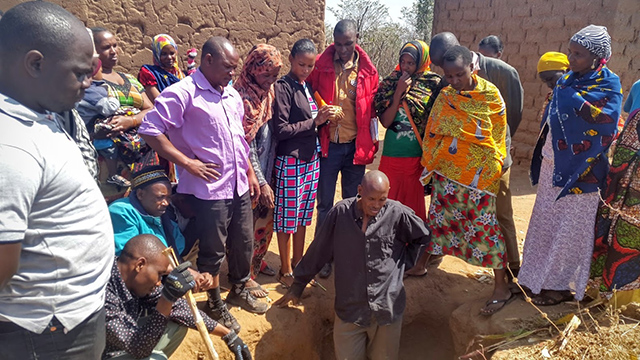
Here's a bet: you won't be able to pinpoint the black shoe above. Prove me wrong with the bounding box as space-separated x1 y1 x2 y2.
207 301 241 333
226 285 269 314
318 263 332 279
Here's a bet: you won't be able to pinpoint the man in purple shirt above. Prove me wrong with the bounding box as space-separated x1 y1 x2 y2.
139 37 267 333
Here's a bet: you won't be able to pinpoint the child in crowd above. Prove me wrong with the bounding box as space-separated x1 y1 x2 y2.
76 80 131 187
186 47 198 75
272 39 333 287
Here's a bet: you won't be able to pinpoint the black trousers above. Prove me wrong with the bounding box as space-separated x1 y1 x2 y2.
190 191 253 284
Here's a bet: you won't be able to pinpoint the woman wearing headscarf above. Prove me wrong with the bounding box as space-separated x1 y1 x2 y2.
520 25 623 306
374 40 442 221
233 44 283 297
138 34 186 103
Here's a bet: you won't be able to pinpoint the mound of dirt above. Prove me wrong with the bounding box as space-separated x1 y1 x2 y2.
171 145 540 359
171 256 499 360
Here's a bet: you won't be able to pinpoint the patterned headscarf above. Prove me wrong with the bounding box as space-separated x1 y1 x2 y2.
152 34 183 78
234 44 283 142
571 25 612 62
398 40 431 73
374 40 441 137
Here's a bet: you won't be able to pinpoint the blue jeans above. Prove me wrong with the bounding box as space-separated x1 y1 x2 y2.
316 142 366 228
0 307 105 360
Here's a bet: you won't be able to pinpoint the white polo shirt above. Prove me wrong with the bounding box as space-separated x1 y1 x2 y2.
0 93 114 334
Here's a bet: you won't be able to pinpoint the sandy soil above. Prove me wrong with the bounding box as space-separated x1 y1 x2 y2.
171 129 540 360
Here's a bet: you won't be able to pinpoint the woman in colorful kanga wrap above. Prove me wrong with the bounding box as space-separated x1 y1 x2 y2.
521 25 623 305
421 45 509 315
590 108 640 306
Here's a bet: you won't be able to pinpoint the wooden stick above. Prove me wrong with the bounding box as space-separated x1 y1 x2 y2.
162 247 219 360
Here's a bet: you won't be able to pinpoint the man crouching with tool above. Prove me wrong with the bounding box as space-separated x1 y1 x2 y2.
104 234 251 360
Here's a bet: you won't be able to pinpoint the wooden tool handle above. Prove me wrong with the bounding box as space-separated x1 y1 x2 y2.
163 248 219 360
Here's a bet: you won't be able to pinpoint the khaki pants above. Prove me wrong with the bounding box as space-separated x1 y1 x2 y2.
333 314 402 360
497 168 520 269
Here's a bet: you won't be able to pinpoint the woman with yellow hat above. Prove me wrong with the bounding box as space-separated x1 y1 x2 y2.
537 51 570 91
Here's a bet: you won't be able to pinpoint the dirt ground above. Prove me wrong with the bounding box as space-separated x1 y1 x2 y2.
171 129 540 360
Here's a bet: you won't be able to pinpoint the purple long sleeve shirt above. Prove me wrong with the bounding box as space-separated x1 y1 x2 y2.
139 69 249 201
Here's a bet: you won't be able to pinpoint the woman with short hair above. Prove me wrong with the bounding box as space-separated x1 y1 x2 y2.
421 45 509 315
90 27 154 185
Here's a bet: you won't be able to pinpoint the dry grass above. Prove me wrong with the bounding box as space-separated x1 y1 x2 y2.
501 307 640 360
460 269 640 360
461 304 640 360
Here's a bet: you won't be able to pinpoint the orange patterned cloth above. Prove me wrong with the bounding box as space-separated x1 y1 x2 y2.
421 75 507 195
234 44 283 142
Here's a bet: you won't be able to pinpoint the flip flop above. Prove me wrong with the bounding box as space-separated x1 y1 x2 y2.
246 284 269 299
107 174 131 188
276 271 294 289
403 268 428 278
480 293 516 316
530 290 573 306
259 262 276 277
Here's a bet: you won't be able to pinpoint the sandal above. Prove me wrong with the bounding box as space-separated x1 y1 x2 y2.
530 290 573 306
259 261 276 277
107 174 131 188
404 267 428 278
276 271 294 289
244 278 268 298
246 284 268 298
480 293 516 316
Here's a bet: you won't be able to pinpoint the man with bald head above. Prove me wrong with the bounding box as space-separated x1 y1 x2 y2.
105 234 251 360
407 32 524 281
275 170 430 359
0 2 114 358
139 36 266 333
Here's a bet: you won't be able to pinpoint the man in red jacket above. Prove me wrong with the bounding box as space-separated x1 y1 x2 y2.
308 20 379 277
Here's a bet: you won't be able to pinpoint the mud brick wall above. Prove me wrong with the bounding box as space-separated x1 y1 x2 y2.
0 0 325 75
433 0 640 162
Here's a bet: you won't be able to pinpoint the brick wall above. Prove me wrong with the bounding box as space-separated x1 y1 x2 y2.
0 0 325 75
433 0 640 163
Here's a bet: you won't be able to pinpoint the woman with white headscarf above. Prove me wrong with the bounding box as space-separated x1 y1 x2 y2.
519 25 623 305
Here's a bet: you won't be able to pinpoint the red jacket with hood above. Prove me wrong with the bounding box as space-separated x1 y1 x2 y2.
307 44 379 165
